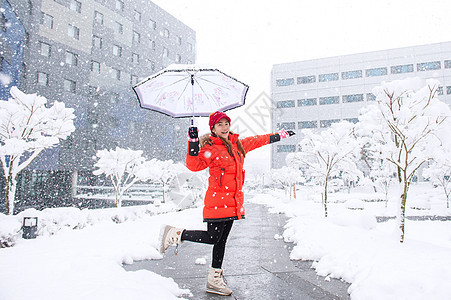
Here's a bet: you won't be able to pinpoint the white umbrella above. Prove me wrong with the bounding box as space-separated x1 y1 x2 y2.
133 64 249 122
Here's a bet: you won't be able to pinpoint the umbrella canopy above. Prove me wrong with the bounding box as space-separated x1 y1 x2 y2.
133 64 249 117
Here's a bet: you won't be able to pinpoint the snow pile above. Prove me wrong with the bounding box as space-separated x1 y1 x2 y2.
0 203 177 247
249 187 451 300
195 257 207 265
0 204 206 299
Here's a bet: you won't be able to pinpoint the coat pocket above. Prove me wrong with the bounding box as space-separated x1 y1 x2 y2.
219 168 225 187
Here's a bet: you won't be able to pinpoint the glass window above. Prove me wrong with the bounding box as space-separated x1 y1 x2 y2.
1 12 6 32
91 61 100 73
131 75 138 85
164 28 169 38
41 13 53 29
68 24 79 40
342 94 364 103
341 70 362 80
445 60 451 69
298 121 318 129
446 86 451 95
133 31 140 43
297 75 316 84
163 47 169 57
150 19 156 30
134 10 141 21
92 36 102 49
319 73 339 82
112 68 120 80
298 98 317 106
111 93 120 104
366 67 387 77
437 86 443 95
276 100 295 108
94 11 103 24
391 64 413 74
64 79 76 93
276 78 294 86
345 118 359 124
188 43 193 52
320 119 340 128
176 54 182 63
366 93 376 101
277 145 296 152
319 96 339 105
39 42 51 57
65 51 78 66
112 45 122 57
89 86 99 98
417 61 441 71
276 122 296 130
114 22 123 34
177 36 182 45
115 0 124 11
37 72 49 86
150 40 156 50
132 53 139 63
69 0 81 13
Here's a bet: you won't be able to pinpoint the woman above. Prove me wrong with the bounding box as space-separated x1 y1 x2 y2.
159 111 294 296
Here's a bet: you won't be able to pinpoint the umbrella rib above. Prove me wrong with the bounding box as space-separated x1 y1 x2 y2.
193 77 215 105
151 74 191 104
195 76 240 91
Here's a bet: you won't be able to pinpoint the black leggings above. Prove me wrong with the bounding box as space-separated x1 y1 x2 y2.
181 220 234 269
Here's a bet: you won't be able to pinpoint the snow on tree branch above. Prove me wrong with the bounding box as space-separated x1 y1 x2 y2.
0 87 76 215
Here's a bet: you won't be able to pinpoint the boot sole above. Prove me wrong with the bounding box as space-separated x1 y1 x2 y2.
206 288 232 296
158 225 171 254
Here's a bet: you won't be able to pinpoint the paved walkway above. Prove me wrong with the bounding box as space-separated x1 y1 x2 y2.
124 202 350 299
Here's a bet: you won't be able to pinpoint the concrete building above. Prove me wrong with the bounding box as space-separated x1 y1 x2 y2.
271 41 451 169
0 0 196 212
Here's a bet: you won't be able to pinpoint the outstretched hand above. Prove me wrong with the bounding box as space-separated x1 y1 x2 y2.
278 128 295 139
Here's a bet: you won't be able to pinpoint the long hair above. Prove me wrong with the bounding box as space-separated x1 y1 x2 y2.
214 132 246 158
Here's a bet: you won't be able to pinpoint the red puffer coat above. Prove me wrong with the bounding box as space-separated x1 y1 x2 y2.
186 132 272 222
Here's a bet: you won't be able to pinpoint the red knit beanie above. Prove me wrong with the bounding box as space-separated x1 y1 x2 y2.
209 111 231 131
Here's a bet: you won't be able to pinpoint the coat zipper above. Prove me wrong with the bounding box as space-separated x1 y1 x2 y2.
219 168 225 186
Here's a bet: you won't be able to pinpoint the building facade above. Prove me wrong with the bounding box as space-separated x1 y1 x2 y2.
271 42 451 168
0 0 196 212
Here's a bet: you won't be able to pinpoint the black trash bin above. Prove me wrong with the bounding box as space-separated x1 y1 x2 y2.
22 217 38 239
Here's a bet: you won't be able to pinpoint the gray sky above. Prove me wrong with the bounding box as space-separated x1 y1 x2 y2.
150 0 451 170
152 0 451 101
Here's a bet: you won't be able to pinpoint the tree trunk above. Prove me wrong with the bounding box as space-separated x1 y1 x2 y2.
115 188 123 208
162 182 166 203
5 174 17 215
399 170 408 243
323 178 328 217
293 182 296 199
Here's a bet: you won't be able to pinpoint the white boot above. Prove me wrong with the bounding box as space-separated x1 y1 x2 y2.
159 225 183 254
206 267 232 296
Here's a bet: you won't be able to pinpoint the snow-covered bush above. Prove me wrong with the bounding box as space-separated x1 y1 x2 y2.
270 166 301 200
0 87 75 215
0 202 177 247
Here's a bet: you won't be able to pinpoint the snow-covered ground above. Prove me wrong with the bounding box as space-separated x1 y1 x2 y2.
1 183 450 299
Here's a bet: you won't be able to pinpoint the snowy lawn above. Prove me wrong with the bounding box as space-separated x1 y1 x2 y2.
0 203 206 300
249 183 451 300
0 183 450 299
